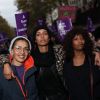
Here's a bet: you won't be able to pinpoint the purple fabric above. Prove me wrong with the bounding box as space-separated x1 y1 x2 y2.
36 18 46 26
0 32 8 43
15 65 24 81
87 17 95 32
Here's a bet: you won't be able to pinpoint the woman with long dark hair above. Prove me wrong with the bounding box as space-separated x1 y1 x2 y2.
63 27 100 100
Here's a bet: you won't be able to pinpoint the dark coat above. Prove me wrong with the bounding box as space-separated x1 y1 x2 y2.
63 55 100 100
0 65 39 100
32 45 68 100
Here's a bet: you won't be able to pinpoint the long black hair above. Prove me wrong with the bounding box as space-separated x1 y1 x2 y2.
63 26 94 61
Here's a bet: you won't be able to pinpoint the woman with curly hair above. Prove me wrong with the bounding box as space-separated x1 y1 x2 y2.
63 27 100 100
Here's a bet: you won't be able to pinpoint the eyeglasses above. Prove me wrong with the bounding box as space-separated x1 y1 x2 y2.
14 46 30 53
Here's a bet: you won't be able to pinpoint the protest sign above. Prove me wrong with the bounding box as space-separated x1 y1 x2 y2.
15 12 29 36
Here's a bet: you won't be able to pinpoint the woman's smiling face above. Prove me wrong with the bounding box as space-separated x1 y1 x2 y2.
11 40 29 66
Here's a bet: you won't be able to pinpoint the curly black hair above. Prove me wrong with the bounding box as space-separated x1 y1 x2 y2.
63 26 94 61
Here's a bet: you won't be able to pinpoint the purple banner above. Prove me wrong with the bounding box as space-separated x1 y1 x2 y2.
15 12 29 36
0 32 8 43
56 18 72 42
87 17 95 33
36 18 46 26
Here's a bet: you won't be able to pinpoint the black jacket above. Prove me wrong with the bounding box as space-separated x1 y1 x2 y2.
31 45 68 100
64 55 100 100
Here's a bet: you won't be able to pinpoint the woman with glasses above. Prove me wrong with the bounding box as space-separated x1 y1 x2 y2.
0 36 39 100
